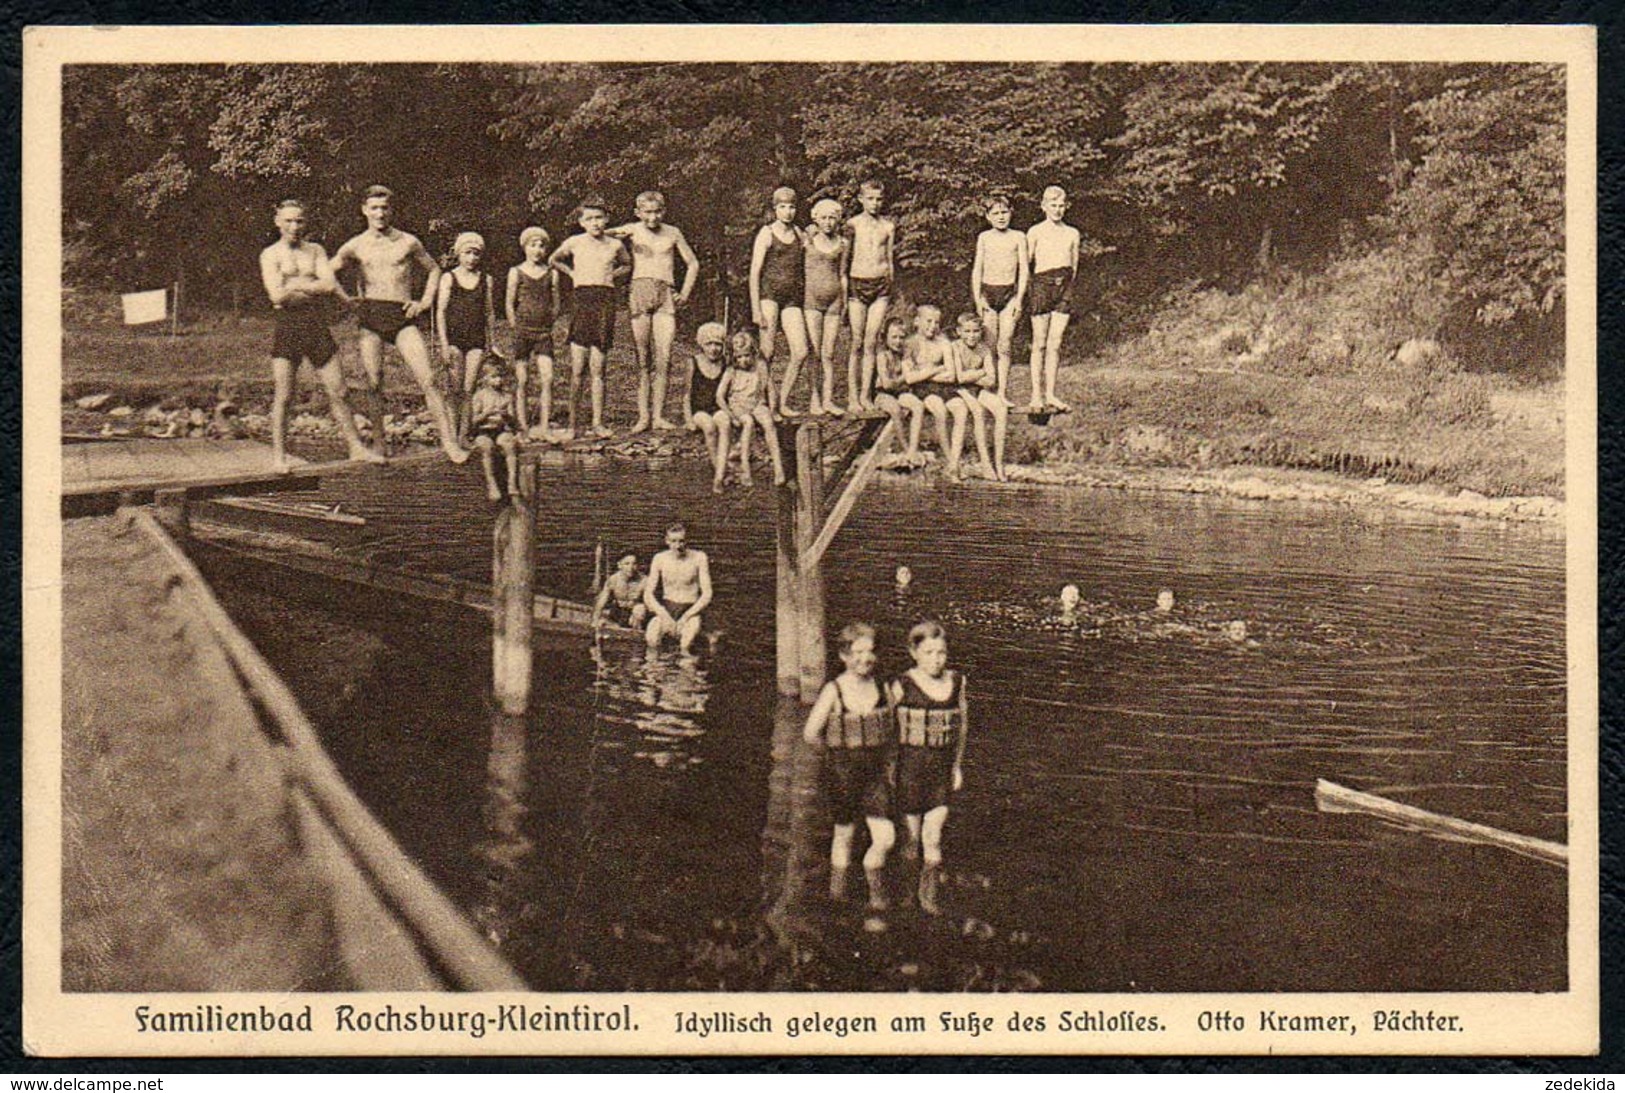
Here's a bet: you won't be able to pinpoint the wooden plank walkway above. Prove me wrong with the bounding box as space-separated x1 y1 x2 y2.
61 438 445 518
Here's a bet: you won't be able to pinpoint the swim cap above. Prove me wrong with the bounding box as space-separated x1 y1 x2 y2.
454 231 485 254
696 321 726 346
519 226 549 248
772 186 797 205
811 198 842 219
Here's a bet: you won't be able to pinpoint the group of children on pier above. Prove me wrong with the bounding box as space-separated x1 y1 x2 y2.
263 180 1085 494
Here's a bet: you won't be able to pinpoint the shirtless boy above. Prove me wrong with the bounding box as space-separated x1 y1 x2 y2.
642 522 714 653
845 180 897 412
900 304 967 478
331 185 468 463
1026 185 1082 414
258 199 381 472
970 195 1029 401
608 192 700 433
950 312 1010 481
550 198 632 439
593 553 649 631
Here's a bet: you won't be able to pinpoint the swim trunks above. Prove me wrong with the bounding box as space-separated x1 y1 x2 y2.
912 380 959 403
850 275 892 307
358 299 418 342
443 273 489 352
981 282 1017 313
271 306 337 367
1029 268 1074 316
657 595 699 626
512 331 555 362
604 600 641 629
803 242 845 313
759 229 805 309
568 285 617 351
628 276 676 318
825 746 893 825
473 418 515 441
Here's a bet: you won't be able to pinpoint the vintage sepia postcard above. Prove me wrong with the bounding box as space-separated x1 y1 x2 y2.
20 23 1598 1057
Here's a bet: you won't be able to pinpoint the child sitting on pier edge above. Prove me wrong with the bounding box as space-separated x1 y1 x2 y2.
685 321 730 485
713 329 786 492
803 622 897 910
872 316 923 469
468 361 521 501
889 619 969 915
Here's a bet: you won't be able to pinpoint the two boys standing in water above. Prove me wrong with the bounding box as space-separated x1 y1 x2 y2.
803 620 969 917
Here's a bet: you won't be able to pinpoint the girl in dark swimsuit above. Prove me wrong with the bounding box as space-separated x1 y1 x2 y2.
685 321 730 483
748 187 814 415
803 622 897 910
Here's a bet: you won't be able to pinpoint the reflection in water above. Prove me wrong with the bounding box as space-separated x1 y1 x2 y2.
472 712 533 950
590 641 712 771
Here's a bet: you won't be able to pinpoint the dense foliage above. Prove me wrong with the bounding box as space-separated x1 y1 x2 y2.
62 61 1565 371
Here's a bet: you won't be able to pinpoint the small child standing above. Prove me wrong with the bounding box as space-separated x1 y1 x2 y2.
506 226 560 441
970 195 1029 401
713 329 786 492
468 362 521 502
889 619 968 915
437 232 495 446
803 622 897 909
684 321 730 484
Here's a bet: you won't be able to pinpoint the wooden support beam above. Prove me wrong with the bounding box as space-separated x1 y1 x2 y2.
492 462 537 715
821 416 888 497
1315 778 1567 867
793 424 826 704
800 416 896 573
774 483 800 698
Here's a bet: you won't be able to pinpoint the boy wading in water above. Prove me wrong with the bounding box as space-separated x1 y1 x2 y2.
550 198 632 439
803 623 897 910
593 553 649 631
608 192 700 433
258 199 381 472
889 620 969 915
331 185 468 464
971 195 1029 402
1026 185 1081 414
845 180 897 412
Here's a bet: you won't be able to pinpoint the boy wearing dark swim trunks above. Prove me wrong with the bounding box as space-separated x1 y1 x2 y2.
468 362 520 502
900 305 968 480
258 199 380 472
1026 185 1082 414
608 192 700 434
804 622 898 910
971 195 1029 401
872 317 923 467
549 199 631 439
506 226 560 441
593 553 649 631
845 180 897 412
889 619 968 916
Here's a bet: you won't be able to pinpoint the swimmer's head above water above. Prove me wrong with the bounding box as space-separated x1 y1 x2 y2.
1156 589 1176 613
1060 584 1081 611
895 565 913 589
1224 620 1248 642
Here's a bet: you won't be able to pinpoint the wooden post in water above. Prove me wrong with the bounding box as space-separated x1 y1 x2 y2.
774 453 801 698
793 425 827 704
492 461 537 715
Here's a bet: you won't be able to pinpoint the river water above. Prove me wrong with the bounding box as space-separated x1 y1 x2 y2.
199 452 1568 993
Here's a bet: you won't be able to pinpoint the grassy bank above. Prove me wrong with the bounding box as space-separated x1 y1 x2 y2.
60 267 1565 502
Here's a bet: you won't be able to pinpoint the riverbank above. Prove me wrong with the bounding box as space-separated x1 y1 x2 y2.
60 314 1566 526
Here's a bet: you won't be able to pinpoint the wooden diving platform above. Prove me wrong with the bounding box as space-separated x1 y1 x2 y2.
60 437 444 518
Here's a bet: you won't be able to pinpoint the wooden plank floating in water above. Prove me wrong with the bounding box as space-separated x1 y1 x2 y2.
191 523 631 639
1314 778 1567 867
212 496 367 526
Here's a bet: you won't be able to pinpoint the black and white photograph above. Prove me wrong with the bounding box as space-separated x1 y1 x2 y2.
21 24 1597 1056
